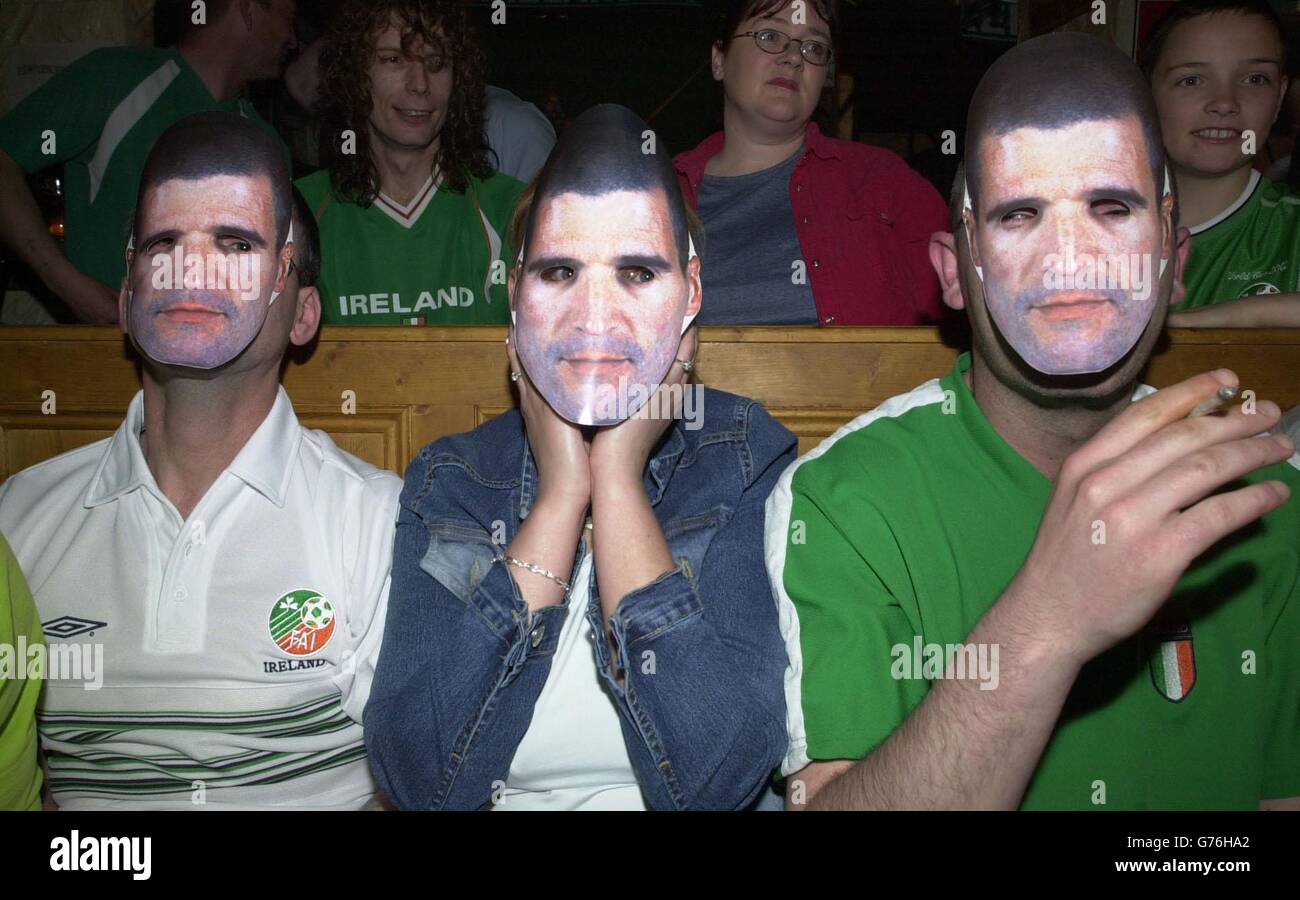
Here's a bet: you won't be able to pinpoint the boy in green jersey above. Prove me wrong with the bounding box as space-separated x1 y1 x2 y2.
0 0 295 324
768 33 1300 810
1144 0 1300 327
298 0 522 326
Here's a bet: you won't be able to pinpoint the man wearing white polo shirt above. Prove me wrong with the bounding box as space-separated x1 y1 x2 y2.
0 112 401 809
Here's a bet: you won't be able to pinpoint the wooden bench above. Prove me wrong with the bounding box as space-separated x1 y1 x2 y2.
1 325 1297 480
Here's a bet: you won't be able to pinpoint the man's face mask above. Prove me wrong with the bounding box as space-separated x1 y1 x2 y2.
963 119 1171 376
508 104 699 427
125 175 292 370
512 191 697 426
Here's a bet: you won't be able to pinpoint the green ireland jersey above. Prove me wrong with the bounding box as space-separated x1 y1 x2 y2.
0 46 284 290
1178 171 1300 309
766 352 1300 809
296 168 522 325
0 533 43 811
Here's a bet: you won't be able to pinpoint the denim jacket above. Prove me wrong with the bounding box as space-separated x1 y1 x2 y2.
364 387 796 810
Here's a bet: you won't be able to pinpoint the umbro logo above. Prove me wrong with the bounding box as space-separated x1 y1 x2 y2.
42 615 108 639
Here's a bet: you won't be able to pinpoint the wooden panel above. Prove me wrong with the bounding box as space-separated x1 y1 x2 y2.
0 411 122 477
293 407 408 473
0 325 1297 482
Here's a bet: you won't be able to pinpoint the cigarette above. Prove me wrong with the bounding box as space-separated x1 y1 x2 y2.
1188 385 1240 418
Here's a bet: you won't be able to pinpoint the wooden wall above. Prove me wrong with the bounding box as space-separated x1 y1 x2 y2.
1 325 1297 481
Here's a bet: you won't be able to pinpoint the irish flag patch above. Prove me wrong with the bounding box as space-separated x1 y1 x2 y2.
1148 621 1196 703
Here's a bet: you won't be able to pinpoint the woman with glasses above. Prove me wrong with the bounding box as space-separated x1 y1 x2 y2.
674 0 949 326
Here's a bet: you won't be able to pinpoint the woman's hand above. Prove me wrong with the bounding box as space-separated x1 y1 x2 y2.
588 328 697 637
507 335 591 512
589 326 698 482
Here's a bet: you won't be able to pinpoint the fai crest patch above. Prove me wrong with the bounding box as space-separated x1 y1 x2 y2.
269 589 335 657
1147 621 1196 703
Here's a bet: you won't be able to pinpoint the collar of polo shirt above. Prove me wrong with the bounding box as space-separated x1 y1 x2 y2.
84 386 303 509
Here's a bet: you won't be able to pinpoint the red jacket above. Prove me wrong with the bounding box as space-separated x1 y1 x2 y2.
674 122 948 325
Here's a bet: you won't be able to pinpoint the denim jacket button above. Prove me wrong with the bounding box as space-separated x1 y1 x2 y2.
530 625 545 648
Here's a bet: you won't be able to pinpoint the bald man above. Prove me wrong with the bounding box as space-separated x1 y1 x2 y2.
767 33 1300 810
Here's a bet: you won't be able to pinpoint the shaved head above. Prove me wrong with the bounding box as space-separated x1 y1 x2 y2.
521 104 694 270
965 32 1165 210
136 111 292 248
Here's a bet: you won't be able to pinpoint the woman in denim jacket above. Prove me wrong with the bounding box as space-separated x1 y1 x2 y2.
364 105 796 810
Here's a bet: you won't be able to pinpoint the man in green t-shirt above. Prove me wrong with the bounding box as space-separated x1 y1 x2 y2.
1144 0 1300 328
768 33 1300 810
0 0 296 324
297 0 522 326
0 533 43 811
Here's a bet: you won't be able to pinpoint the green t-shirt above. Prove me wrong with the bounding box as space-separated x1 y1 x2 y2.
0 46 283 290
767 352 1300 809
296 168 522 325
1178 171 1300 309
0 533 43 811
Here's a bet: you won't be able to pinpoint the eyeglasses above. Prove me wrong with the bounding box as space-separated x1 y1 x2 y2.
731 28 833 66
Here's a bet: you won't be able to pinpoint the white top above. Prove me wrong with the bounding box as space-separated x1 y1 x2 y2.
495 551 645 810
0 387 401 809
484 84 557 183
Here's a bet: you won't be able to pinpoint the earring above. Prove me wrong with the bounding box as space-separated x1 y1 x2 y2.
510 371 521 382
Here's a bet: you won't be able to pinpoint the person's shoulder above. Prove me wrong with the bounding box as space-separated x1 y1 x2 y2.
1256 175 1300 217
675 389 793 488
297 426 402 509
28 46 172 101
673 130 726 172
819 133 934 193
80 46 188 95
485 86 553 127
693 388 793 441
783 375 950 495
0 438 112 543
816 130 905 173
405 409 524 486
294 169 332 205
474 168 526 198
80 45 172 74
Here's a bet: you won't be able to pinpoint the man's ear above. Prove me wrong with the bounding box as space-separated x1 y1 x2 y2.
1169 225 1191 308
117 280 130 335
684 253 702 318
273 241 294 294
289 285 321 347
929 231 965 311
711 42 726 81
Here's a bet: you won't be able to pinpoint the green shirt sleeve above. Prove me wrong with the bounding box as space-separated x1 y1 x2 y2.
0 533 43 811
1261 466 1300 801
783 465 930 765
0 48 125 171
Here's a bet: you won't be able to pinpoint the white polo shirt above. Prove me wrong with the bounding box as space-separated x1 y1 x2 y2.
0 387 401 809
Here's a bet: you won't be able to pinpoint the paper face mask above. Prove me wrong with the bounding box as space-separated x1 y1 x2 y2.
962 151 1172 377
126 220 293 370
510 104 699 426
